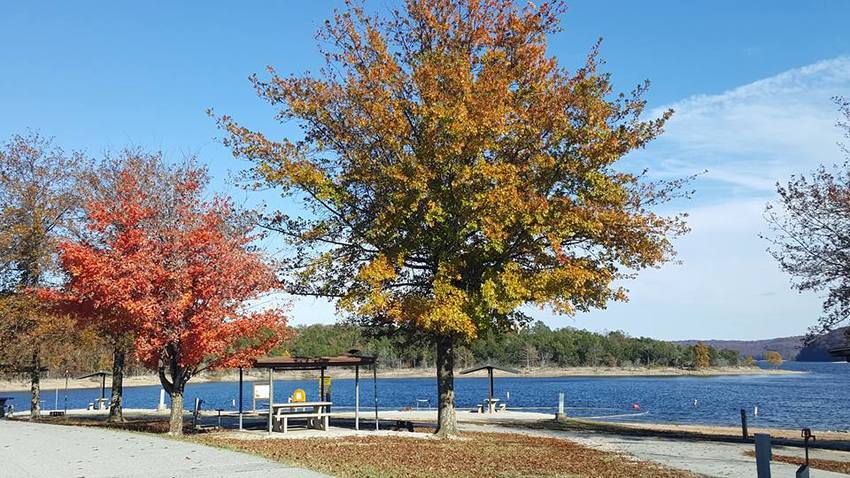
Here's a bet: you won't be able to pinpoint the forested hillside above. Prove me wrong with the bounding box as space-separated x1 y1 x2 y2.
675 327 850 362
277 322 747 370
674 337 803 361
797 327 849 361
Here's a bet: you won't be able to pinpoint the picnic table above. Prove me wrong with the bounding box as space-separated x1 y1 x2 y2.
271 401 332 433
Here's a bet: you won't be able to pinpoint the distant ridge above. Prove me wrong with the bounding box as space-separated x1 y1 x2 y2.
674 336 804 361
675 326 850 361
797 326 849 361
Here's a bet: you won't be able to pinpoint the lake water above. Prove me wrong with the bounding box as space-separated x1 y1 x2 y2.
6 361 849 431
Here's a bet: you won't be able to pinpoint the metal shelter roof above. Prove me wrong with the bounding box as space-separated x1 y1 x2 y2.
254 353 377 371
459 363 520 375
76 370 110 380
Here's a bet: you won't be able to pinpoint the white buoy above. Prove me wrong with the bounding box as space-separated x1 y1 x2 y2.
754 405 759 417
693 399 698 407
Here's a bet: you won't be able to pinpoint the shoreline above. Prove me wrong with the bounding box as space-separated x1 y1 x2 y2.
0 365 800 393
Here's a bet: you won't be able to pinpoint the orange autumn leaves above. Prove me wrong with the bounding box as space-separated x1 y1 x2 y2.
217 0 687 343
42 165 289 375
217 0 687 341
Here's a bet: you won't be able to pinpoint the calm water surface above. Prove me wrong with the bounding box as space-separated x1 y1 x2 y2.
7 362 849 431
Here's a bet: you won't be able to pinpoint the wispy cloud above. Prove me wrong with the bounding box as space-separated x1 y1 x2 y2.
639 57 850 197
564 58 850 340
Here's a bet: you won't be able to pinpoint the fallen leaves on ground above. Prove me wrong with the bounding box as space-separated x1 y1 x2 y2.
24 416 199 434
195 431 694 478
744 450 850 475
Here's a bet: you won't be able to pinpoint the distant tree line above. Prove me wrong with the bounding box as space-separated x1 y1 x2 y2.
278 322 751 370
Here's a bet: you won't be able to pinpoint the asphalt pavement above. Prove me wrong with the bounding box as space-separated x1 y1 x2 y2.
0 419 329 478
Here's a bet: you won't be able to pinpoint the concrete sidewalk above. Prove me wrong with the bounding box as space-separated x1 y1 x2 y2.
0 419 329 478
461 423 850 478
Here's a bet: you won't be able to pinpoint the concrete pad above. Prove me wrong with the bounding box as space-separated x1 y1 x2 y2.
0 419 329 478
333 408 554 423
460 423 850 478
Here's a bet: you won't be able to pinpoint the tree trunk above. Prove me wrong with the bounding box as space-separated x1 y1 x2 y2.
168 391 184 435
159 350 187 436
29 350 40 419
107 345 125 423
435 335 458 437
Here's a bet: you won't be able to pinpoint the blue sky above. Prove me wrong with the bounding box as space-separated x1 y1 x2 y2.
2 1 849 340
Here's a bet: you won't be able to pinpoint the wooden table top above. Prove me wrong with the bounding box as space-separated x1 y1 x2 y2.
272 401 332 408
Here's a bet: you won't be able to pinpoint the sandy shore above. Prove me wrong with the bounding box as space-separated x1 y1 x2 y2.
0 365 799 392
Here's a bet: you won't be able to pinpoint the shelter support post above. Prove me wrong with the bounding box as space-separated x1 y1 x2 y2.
238 367 243 431
355 366 360 430
488 369 494 413
373 365 379 431
267 368 274 434
320 367 325 402
459 364 519 414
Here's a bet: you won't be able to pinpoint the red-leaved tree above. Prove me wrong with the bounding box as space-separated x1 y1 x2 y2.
49 161 289 434
39 151 167 423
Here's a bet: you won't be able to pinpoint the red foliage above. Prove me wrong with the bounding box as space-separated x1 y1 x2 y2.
45 168 290 375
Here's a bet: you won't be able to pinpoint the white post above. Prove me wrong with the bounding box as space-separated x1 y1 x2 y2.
755 433 772 478
267 369 274 434
557 392 565 419
373 365 379 431
355 366 360 430
157 389 166 411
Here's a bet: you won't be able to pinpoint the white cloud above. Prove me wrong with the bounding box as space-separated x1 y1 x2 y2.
640 57 850 195
554 197 826 340
550 58 850 340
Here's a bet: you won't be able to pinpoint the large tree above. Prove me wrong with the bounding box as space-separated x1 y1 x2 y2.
0 133 86 418
52 161 290 435
41 150 173 422
765 98 850 337
218 0 686 435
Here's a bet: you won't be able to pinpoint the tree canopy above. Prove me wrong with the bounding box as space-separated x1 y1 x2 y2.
0 132 88 417
48 160 291 434
279 322 743 370
218 0 687 435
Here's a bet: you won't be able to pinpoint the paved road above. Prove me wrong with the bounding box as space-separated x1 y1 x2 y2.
0 420 329 478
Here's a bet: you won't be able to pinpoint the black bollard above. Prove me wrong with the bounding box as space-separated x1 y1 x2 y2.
741 408 749 439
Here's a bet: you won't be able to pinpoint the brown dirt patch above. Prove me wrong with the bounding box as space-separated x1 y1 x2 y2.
16 415 201 434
